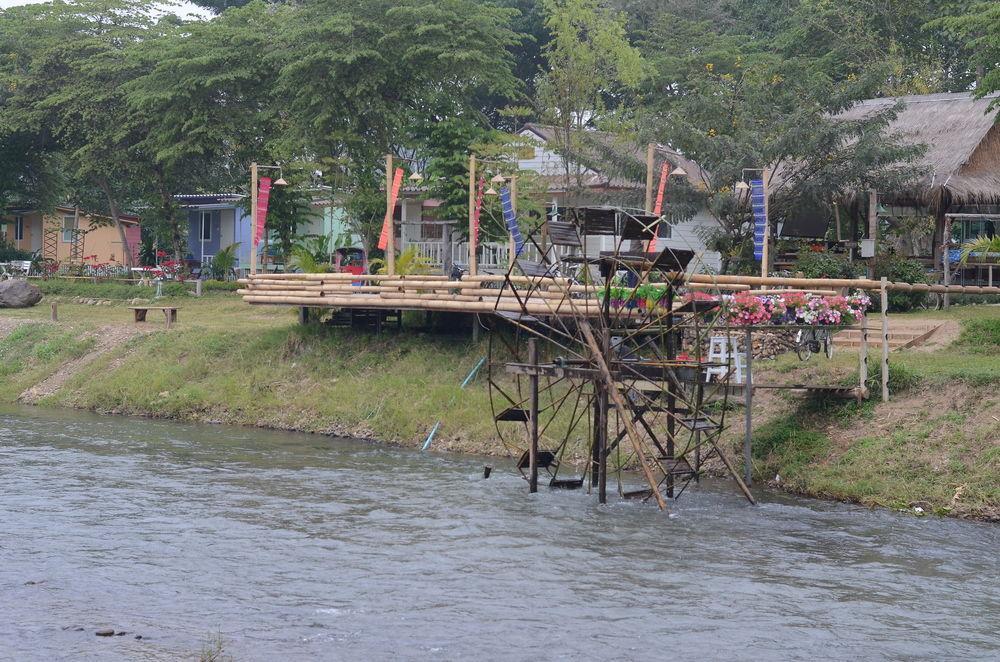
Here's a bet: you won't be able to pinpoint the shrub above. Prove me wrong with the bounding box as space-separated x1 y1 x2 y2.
872 253 928 312
0 238 32 261
795 250 860 279
866 360 921 394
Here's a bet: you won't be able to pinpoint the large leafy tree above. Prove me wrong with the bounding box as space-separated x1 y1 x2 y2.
125 2 287 258
536 0 643 201
638 12 925 273
931 2 1000 103
0 0 159 266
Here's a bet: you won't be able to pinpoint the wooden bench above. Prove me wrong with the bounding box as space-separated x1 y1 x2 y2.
128 306 178 329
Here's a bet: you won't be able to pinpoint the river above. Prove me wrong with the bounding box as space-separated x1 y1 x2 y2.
1 406 997 661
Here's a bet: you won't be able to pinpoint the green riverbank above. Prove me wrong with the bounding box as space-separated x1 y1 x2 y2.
1 288 997 520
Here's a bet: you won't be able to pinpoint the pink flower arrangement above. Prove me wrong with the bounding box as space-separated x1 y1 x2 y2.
727 293 771 326
725 290 870 326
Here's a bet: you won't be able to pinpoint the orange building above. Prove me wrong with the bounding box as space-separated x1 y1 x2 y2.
0 206 140 264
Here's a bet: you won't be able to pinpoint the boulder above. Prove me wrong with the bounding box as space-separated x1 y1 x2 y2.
0 280 42 308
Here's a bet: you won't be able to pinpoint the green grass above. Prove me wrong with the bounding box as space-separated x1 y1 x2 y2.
0 323 95 400
956 317 1000 352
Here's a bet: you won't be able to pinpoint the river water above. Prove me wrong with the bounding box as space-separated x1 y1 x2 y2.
1 406 997 661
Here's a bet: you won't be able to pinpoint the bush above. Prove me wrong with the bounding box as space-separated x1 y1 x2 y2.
203 279 240 292
794 250 860 279
957 318 1000 353
872 253 928 312
866 360 921 394
0 238 32 261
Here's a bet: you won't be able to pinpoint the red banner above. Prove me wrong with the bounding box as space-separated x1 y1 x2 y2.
253 176 272 248
646 163 671 252
377 168 405 251
472 176 485 249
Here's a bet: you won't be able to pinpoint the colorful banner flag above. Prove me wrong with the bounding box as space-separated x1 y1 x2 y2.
646 162 671 251
377 168 405 251
750 178 767 261
500 186 524 257
472 177 485 250
253 177 272 248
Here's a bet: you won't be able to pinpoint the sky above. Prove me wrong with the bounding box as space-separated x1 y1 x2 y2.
0 0 211 20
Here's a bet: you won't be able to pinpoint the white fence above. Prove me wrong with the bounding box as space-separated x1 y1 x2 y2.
405 240 576 271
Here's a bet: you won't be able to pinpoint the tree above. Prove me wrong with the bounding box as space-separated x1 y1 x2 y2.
931 2 1000 103
536 0 643 201
638 12 925 273
0 0 159 267
125 2 287 259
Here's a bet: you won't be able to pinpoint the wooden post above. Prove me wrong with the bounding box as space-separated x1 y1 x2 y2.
743 328 753 487
943 215 952 309
579 321 667 511
644 142 655 212
508 174 517 270
859 311 869 397
665 287 676 498
50 302 57 322
195 279 202 297
867 190 878 280
250 162 258 275
833 199 842 242
468 154 477 276
881 277 889 403
386 154 395 276
528 337 539 494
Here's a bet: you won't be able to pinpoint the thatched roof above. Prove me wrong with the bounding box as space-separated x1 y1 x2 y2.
837 92 1000 204
520 123 709 192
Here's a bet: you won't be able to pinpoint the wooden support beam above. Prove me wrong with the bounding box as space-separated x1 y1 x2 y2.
881 277 890 403
579 320 667 511
528 338 539 494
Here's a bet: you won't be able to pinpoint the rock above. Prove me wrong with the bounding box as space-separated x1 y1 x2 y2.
95 629 115 637
134 635 142 640
115 631 128 636
0 280 42 308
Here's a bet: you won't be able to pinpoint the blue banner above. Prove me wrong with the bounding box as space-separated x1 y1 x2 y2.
750 179 767 262
500 186 524 257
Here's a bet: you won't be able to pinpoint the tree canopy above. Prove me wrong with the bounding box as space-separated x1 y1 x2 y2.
1 0 995 270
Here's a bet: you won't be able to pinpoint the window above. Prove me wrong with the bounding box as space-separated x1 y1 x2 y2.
199 211 212 241
62 215 77 243
14 216 24 242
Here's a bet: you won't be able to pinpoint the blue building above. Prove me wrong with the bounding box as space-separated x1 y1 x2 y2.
175 193 252 271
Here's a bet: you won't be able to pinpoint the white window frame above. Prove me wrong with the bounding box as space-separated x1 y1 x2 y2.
61 215 77 243
199 211 212 242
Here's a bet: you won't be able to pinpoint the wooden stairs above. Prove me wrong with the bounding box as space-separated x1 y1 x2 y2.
834 318 943 351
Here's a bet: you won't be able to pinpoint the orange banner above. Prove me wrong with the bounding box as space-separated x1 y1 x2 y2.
646 163 670 251
377 168 405 251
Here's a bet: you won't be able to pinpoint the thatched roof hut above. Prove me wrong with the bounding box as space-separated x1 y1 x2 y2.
838 92 1000 205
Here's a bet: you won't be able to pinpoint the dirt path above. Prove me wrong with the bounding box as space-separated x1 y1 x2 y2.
0 316 28 338
18 325 146 404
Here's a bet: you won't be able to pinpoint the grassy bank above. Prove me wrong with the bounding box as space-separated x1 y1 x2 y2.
0 290 997 520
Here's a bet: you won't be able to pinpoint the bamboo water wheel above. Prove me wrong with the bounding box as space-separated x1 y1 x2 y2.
486 206 754 509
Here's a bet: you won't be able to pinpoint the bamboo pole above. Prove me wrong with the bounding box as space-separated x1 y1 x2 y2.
644 143 655 212
468 154 477 276
881 277 889 403
386 154 395 276
671 272 1000 294
528 337 539 494
250 162 258 276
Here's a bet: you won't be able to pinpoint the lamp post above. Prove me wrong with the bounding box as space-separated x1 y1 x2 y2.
249 162 287 276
